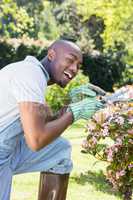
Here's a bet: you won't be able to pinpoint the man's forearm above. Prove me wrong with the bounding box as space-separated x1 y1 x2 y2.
26 111 73 151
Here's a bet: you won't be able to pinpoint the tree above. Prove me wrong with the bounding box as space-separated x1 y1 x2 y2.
54 1 82 41
76 0 133 50
0 0 34 38
82 41 127 91
86 14 105 51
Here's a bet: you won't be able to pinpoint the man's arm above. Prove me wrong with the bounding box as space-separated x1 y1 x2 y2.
19 102 73 151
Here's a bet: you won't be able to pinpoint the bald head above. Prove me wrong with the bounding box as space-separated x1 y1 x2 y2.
48 40 82 61
49 40 81 51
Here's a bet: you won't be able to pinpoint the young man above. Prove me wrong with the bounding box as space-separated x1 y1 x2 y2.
0 40 103 200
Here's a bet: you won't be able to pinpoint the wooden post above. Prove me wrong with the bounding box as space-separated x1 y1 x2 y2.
38 172 69 200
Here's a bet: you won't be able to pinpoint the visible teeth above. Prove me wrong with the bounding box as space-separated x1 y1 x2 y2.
64 71 72 79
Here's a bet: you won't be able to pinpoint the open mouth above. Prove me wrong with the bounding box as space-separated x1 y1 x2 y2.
64 71 73 80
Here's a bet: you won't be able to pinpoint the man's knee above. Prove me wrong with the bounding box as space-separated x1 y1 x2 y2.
49 138 73 174
58 137 72 155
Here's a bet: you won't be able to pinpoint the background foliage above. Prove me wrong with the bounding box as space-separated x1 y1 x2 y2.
0 0 132 91
0 0 34 37
46 71 89 112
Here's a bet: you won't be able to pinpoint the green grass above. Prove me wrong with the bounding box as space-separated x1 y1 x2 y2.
11 122 122 200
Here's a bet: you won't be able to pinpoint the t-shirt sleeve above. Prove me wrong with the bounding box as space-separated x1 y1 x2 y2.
10 66 47 104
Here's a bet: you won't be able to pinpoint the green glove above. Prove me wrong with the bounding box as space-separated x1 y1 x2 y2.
67 97 104 122
69 83 106 103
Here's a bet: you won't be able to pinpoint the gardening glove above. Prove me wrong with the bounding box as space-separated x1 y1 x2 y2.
69 83 106 103
67 97 104 122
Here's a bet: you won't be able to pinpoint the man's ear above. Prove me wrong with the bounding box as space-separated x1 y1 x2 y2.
47 49 56 61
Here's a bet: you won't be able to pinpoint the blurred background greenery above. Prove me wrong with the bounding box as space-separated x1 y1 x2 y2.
1 1 132 199
0 0 133 111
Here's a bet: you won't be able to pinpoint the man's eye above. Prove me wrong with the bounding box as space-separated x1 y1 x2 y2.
66 58 73 63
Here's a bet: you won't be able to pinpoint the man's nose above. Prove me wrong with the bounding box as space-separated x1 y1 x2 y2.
70 63 78 75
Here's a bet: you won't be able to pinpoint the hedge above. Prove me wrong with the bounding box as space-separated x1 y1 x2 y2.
0 38 50 69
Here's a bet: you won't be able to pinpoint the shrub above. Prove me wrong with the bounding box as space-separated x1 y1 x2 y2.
0 40 15 69
46 71 89 112
82 98 133 200
0 38 49 69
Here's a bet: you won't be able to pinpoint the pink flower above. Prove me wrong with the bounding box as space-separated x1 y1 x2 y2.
102 122 109 127
116 138 123 146
128 164 133 169
127 129 133 135
101 126 109 136
119 170 125 176
128 118 133 124
116 170 125 180
113 145 119 153
82 139 89 149
102 110 111 120
107 148 113 162
116 172 120 180
92 136 97 145
114 116 124 125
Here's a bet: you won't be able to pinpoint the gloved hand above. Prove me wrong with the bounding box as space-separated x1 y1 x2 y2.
67 97 104 122
69 83 106 103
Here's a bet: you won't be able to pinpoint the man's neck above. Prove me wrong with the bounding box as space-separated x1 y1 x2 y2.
41 57 53 85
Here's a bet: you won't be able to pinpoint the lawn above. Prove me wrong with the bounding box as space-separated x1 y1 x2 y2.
11 121 122 200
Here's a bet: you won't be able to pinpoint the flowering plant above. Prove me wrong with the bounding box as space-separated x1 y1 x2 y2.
82 101 133 200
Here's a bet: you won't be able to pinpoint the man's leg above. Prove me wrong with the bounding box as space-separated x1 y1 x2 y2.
10 136 73 200
0 165 12 200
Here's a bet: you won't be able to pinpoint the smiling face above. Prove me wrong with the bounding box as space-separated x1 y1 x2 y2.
47 42 82 87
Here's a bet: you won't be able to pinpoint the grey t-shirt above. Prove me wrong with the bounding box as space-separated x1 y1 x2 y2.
0 56 49 130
